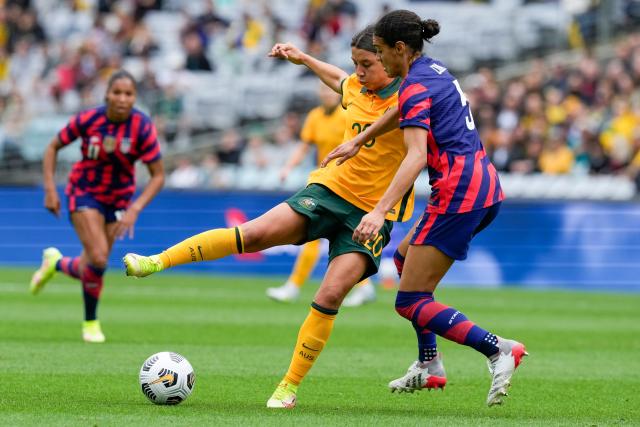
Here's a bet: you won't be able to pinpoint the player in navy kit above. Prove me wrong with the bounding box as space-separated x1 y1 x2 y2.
29 70 165 343
323 10 527 406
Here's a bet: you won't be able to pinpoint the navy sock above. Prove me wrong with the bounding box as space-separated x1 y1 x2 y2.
82 264 105 321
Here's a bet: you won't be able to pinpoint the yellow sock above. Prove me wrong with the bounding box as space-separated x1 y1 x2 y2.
355 278 371 288
289 240 321 287
158 227 244 268
283 303 337 386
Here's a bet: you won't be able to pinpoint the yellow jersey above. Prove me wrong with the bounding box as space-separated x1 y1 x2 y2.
308 74 414 222
300 105 346 165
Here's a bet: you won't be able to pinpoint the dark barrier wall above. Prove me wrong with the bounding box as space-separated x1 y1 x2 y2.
1 187 639 292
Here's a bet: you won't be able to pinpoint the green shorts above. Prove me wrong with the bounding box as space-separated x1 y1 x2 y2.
286 184 393 280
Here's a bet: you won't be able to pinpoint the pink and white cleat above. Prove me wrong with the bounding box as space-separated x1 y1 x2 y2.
388 353 447 393
486 337 528 406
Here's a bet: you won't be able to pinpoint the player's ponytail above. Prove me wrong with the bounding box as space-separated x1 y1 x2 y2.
375 10 440 53
421 19 440 41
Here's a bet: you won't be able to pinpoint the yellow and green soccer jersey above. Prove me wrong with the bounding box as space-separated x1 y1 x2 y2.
307 74 414 222
300 105 346 165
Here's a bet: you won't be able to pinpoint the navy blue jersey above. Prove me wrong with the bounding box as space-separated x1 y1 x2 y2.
58 106 161 208
399 56 504 214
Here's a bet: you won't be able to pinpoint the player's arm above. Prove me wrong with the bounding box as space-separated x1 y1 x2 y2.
42 137 65 217
280 142 311 183
320 107 399 167
112 159 165 240
268 42 348 93
352 127 428 244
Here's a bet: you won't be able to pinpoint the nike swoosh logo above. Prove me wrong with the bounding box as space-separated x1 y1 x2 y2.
302 343 320 351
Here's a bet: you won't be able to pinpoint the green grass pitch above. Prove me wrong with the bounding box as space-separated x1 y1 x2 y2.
1 267 639 426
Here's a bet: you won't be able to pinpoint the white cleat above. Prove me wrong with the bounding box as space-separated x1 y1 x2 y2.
266 281 300 303
486 337 528 406
342 281 376 307
388 353 447 393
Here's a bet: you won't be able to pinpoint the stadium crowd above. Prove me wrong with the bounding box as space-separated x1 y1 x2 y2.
1 0 640 191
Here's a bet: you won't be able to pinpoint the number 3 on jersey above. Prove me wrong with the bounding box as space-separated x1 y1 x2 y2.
452 80 476 131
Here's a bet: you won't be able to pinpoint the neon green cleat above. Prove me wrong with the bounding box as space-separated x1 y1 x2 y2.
82 320 105 343
123 253 164 277
29 247 63 295
266 381 298 409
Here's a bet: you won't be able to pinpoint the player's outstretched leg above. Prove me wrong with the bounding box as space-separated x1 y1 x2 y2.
486 337 528 406
388 353 447 393
124 226 245 277
29 247 63 295
125 204 309 279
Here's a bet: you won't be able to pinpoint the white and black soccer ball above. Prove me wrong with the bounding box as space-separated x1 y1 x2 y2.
139 352 195 405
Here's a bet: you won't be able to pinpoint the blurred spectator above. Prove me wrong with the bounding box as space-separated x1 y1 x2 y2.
154 83 184 145
199 153 222 188
539 127 575 174
627 129 640 189
240 132 271 169
167 156 201 189
215 128 244 165
227 12 264 52
182 29 213 71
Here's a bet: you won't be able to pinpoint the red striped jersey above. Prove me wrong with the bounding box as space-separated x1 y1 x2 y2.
57 106 161 208
399 56 504 214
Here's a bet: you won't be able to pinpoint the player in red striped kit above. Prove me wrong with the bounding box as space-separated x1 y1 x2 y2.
324 10 527 406
30 70 165 343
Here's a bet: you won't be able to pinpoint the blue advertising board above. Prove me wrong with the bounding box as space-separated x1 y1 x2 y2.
1 187 639 292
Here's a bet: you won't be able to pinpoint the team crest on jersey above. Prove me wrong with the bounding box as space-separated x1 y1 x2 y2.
120 137 131 153
103 136 117 153
298 197 317 210
430 63 447 75
88 135 101 159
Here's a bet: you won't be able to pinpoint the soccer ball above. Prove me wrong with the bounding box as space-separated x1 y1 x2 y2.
139 352 196 405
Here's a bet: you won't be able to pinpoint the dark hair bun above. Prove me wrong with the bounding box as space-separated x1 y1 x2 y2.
422 19 440 40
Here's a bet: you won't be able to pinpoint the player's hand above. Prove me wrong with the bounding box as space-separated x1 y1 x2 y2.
268 43 305 65
321 140 362 168
111 208 140 240
44 190 60 217
353 208 385 244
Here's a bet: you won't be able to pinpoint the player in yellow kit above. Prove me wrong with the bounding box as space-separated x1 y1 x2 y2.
267 83 376 306
123 25 415 409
